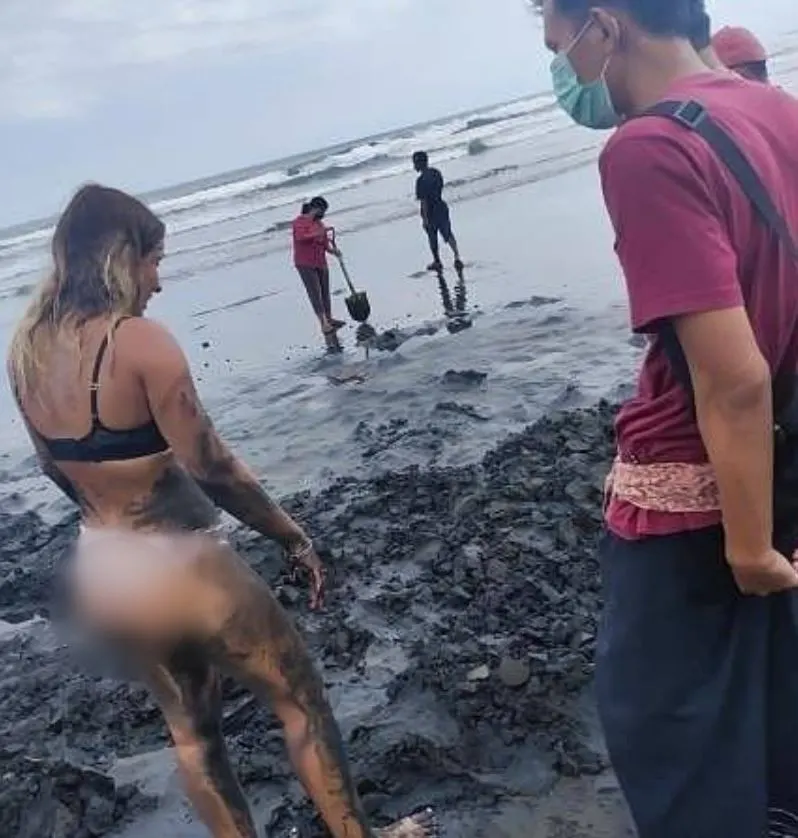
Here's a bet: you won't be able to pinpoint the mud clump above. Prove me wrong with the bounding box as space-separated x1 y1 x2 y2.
0 749 156 838
0 401 619 837
441 369 487 389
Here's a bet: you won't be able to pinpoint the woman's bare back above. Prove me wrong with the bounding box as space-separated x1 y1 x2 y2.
17 317 218 532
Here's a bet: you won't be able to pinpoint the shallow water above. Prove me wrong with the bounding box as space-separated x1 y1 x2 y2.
0 159 638 526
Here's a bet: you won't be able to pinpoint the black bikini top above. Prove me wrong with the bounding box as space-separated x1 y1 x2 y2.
40 319 169 463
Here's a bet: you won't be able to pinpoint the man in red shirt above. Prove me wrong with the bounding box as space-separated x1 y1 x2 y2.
541 0 798 834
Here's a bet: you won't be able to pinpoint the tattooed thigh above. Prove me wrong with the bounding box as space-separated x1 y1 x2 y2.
189 541 334 727
181 550 371 835
144 642 222 737
198 551 312 698
200 557 353 771
143 642 258 838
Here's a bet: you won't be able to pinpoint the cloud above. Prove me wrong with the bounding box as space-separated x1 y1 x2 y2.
0 0 410 121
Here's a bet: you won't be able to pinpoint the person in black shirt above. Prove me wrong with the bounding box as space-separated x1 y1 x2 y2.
412 151 464 273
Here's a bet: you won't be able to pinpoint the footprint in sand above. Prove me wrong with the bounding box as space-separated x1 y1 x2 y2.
376 808 438 837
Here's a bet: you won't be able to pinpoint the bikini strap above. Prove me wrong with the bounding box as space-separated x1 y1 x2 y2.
89 336 110 422
89 316 132 423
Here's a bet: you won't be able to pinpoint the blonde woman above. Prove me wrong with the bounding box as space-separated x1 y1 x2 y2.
6 184 434 838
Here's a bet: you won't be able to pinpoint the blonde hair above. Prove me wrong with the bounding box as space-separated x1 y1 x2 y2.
8 184 165 399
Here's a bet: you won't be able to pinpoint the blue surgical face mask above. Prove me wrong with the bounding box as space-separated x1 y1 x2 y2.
551 20 620 130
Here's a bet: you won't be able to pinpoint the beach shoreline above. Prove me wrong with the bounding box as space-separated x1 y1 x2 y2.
0 157 638 525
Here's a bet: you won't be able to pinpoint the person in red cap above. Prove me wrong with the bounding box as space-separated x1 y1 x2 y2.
712 26 770 83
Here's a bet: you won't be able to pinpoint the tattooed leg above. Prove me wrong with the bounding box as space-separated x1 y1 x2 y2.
161 542 437 838
145 643 257 838
201 554 374 838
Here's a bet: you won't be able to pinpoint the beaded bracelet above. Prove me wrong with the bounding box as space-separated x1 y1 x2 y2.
288 538 315 561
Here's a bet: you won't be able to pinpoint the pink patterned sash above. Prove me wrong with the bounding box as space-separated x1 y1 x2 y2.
604 457 721 514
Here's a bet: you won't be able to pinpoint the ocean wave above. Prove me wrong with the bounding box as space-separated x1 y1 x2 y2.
0 92 555 244
152 115 569 241
149 105 550 225
0 88 604 287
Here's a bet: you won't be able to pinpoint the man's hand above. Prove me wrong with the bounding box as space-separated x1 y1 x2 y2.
728 547 798 596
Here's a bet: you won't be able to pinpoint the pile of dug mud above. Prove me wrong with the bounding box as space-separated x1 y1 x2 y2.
0 401 619 837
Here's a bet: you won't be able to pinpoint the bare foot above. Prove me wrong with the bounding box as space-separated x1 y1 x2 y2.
375 808 438 837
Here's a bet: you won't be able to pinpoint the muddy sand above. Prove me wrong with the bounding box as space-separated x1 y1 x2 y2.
0 399 635 837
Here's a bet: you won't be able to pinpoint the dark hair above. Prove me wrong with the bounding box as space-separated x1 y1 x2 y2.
55 184 164 266
301 201 311 214
687 9 711 50
544 0 701 38
736 60 769 82
412 151 429 167
308 196 329 213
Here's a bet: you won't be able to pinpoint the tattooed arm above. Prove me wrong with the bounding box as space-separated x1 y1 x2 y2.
133 321 309 550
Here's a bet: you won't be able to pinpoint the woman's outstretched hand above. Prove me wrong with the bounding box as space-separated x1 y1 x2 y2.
288 538 326 610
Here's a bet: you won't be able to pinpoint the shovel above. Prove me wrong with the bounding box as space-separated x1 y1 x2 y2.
328 228 371 323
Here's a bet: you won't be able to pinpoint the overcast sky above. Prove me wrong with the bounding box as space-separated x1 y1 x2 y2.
1 0 794 228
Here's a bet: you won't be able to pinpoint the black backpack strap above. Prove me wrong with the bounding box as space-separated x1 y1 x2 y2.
645 101 798 260
641 100 798 407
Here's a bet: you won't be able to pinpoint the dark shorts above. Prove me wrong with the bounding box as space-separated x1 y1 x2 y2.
425 201 453 241
597 526 798 837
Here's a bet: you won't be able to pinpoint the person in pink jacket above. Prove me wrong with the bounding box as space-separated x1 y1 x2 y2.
292 196 344 340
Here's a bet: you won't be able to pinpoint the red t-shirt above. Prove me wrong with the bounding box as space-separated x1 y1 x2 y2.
292 214 328 268
600 72 798 540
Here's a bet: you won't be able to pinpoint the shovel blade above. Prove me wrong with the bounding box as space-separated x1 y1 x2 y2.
345 292 371 323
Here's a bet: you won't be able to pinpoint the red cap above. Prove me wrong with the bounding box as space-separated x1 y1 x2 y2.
711 26 767 67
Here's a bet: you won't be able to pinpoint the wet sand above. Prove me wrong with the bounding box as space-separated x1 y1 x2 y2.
0 401 635 837
0 123 652 836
